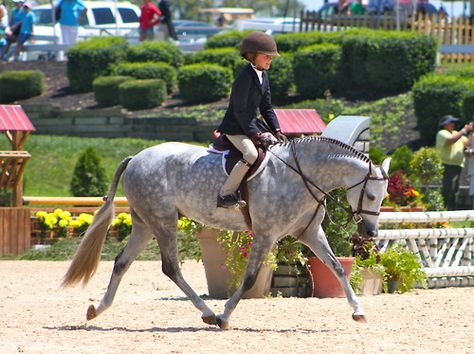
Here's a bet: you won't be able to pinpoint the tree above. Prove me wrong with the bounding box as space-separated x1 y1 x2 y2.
70 147 108 197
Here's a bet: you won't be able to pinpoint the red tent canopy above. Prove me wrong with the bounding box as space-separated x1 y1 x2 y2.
0 105 35 132
274 109 326 135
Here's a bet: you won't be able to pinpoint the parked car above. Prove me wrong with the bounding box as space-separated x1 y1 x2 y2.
232 17 300 34
173 20 223 41
31 1 140 41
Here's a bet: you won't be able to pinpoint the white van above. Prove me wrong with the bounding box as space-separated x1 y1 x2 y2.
232 17 300 34
31 1 140 41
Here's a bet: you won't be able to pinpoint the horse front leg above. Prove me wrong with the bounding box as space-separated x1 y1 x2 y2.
216 235 275 330
300 227 366 323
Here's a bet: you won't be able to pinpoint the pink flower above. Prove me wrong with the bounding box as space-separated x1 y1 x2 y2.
242 252 248 257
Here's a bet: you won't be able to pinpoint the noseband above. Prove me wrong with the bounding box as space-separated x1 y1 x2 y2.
269 140 388 225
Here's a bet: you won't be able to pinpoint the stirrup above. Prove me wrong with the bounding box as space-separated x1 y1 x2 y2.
217 193 247 209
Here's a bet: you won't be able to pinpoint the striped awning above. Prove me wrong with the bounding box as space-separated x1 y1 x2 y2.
0 105 35 132
274 109 326 135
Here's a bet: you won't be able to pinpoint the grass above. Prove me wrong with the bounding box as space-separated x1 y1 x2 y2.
0 135 168 196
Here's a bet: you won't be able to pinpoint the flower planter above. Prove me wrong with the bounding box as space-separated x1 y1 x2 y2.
359 268 383 296
270 264 309 298
307 256 354 298
196 228 273 299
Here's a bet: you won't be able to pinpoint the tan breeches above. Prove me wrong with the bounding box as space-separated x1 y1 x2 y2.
220 134 258 195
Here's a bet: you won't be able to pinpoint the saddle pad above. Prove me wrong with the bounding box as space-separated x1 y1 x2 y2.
207 145 270 181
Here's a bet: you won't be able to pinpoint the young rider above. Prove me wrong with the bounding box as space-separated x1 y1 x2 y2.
216 31 287 209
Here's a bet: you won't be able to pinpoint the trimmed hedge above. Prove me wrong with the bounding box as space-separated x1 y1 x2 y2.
412 73 472 145
178 64 232 103
204 30 251 49
113 61 177 93
126 41 184 68
293 43 342 99
186 47 242 75
0 70 44 103
67 36 128 92
119 79 167 110
92 75 135 107
268 54 293 102
274 31 326 52
365 31 437 94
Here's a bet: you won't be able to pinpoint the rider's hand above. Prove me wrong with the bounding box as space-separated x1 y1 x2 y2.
251 133 274 149
275 130 288 143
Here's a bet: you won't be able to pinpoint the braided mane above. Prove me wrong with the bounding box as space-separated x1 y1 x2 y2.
287 136 371 163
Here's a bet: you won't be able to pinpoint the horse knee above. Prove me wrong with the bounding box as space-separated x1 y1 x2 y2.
161 259 179 280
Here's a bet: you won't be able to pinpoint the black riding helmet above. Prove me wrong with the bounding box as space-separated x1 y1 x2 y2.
240 31 280 59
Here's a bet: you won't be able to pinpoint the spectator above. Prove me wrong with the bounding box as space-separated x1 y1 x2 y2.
139 0 161 42
7 1 34 61
349 0 365 15
56 0 87 46
157 0 177 41
0 1 8 32
435 115 473 210
0 0 25 61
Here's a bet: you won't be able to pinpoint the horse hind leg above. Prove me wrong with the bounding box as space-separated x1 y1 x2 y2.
300 227 366 323
87 211 153 321
153 223 217 326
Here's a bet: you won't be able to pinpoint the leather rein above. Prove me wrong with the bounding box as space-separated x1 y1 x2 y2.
268 140 388 233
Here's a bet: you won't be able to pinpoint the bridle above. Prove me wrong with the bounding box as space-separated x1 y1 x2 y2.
268 140 389 226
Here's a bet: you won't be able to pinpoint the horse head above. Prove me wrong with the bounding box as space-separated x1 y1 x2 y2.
345 157 391 239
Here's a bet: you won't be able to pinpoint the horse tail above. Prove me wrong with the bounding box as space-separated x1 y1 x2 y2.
62 156 133 288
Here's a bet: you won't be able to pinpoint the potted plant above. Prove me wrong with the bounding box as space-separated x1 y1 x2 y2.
271 235 309 297
307 188 356 298
350 235 385 296
380 243 427 293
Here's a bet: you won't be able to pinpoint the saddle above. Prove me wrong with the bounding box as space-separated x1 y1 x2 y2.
209 132 268 179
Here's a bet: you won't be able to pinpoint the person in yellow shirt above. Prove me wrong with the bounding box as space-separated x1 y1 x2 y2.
436 115 473 210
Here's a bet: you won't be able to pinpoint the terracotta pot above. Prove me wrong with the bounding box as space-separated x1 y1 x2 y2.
307 256 354 298
196 228 273 299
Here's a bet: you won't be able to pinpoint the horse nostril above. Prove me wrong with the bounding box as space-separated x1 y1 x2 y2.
367 230 376 238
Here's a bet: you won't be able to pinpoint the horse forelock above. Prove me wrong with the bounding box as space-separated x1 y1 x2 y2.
281 136 372 164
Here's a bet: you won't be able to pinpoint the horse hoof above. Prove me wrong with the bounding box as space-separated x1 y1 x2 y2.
201 314 217 325
86 305 97 321
216 315 230 330
352 313 367 323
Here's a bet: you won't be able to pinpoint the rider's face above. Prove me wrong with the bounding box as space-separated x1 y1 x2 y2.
254 53 273 70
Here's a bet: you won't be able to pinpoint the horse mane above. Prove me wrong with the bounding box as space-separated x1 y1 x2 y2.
286 136 372 164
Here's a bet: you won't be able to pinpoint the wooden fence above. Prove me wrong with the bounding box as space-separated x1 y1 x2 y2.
377 210 474 288
300 11 474 63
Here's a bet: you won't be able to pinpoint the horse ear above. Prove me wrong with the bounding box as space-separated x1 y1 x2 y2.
381 157 391 176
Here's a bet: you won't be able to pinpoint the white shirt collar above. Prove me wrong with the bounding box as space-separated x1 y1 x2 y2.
251 64 263 85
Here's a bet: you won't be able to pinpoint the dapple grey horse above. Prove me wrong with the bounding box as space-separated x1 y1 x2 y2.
63 136 390 329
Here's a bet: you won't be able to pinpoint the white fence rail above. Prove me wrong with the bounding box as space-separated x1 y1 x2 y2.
377 210 474 288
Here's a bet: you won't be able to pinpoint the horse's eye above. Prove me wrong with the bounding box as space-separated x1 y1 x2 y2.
366 192 376 201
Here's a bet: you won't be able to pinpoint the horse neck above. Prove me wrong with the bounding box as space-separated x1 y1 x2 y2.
284 139 371 192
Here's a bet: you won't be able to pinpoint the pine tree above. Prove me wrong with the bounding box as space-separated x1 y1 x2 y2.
70 147 107 197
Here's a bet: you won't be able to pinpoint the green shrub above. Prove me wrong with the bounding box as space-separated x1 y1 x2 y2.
369 146 388 165
412 74 471 145
70 147 108 197
186 47 242 75
113 62 177 93
67 36 128 92
268 54 293 102
389 145 414 174
364 31 436 94
92 75 135 107
0 70 44 103
178 64 232 103
293 43 342 99
126 41 184 67
119 79 167 110
274 31 326 52
204 30 250 49
410 147 443 185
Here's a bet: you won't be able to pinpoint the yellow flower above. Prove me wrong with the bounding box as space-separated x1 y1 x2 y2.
328 113 335 121
58 219 69 228
36 211 48 220
53 208 64 216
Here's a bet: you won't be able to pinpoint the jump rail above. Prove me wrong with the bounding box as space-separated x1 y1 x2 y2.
377 210 474 288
